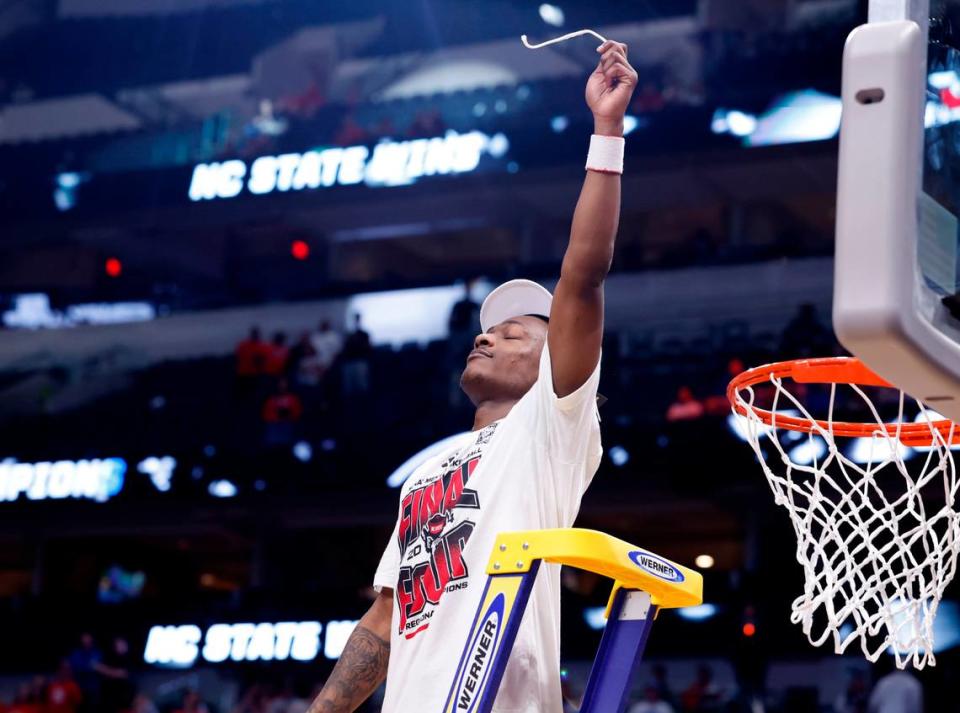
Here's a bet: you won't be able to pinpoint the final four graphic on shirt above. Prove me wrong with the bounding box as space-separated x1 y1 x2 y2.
395 423 498 639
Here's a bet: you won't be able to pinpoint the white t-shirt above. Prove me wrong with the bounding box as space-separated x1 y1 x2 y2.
629 702 675 713
374 344 602 713
867 671 923 713
310 329 343 369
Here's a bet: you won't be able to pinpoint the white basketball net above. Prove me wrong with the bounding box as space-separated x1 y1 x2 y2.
732 375 960 669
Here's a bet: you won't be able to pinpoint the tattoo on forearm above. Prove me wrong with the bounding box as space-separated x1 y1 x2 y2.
307 624 390 713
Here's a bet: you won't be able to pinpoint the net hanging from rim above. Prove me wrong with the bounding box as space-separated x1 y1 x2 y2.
727 357 960 669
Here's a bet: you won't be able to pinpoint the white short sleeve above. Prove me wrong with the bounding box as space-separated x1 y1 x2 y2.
373 515 400 593
506 342 603 526
521 343 602 464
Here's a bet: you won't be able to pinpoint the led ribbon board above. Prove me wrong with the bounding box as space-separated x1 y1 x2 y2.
0 458 126 503
188 130 510 201
144 619 359 667
0 455 177 503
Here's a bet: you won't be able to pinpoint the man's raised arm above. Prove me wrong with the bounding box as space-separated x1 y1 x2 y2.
549 40 637 397
307 588 392 713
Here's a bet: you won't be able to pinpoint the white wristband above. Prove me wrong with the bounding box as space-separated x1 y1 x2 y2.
585 134 625 174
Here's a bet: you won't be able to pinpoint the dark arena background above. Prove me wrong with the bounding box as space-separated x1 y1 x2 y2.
0 0 955 712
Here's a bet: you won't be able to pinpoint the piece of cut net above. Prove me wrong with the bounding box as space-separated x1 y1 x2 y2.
733 375 960 669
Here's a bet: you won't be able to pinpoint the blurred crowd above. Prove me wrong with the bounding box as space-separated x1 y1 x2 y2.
0 633 154 713
664 303 839 424
233 314 372 449
223 68 682 163
625 664 722 713
228 683 321 713
1 651 925 713
563 657 926 713
618 660 921 713
0 634 324 713
231 279 487 454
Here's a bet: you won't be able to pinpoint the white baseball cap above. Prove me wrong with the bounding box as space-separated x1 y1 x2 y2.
479 279 553 333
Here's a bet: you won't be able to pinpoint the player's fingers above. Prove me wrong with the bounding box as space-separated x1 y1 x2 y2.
604 61 637 83
599 47 627 64
596 39 628 57
599 48 627 72
601 57 632 75
595 40 616 54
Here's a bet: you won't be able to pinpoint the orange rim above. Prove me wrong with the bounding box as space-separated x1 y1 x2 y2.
726 357 960 447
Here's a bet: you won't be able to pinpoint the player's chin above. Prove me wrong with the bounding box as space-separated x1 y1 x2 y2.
460 358 492 386
461 358 486 380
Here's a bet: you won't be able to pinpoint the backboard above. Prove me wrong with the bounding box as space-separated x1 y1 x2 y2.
835 0 960 419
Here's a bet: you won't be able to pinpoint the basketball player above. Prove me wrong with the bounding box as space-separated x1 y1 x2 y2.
308 39 638 713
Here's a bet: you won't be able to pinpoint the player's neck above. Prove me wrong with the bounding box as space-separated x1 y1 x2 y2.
471 399 517 431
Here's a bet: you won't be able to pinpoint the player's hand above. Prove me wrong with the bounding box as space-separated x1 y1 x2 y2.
585 40 638 136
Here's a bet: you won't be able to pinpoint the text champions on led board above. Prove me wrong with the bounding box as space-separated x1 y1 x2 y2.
0 455 176 503
188 130 510 201
0 458 126 503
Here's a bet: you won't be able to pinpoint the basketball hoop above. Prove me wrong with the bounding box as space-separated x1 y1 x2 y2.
728 357 960 669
